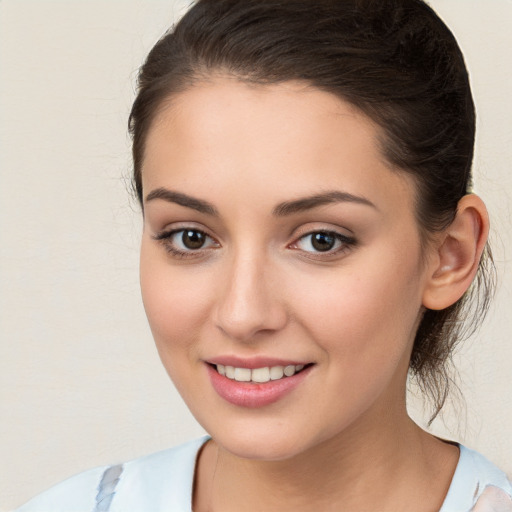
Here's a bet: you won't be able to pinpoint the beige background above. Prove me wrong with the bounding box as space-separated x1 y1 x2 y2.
0 1 511 509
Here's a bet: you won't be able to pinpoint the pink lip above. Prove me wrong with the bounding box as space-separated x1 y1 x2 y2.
206 363 313 408
206 355 309 369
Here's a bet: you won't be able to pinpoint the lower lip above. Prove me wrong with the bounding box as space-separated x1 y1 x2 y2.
206 364 312 408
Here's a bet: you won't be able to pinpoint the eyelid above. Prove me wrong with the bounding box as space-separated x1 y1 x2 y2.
290 221 354 238
152 220 218 241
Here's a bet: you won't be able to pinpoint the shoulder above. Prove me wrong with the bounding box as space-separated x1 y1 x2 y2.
110 436 208 511
441 445 512 512
15 436 209 512
14 465 108 512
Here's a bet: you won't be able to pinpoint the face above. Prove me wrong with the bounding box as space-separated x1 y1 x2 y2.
140 78 433 461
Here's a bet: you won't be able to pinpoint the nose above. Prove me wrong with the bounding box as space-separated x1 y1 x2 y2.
213 251 288 342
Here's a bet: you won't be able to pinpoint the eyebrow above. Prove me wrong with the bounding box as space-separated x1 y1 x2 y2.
145 188 219 216
272 191 377 216
145 188 376 217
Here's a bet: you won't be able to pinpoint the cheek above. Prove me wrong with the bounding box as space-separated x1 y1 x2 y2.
288 250 424 363
139 242 212 357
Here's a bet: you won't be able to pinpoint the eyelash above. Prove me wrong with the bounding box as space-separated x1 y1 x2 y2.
152 228 357 260
289 230 357 259
152 228 219 259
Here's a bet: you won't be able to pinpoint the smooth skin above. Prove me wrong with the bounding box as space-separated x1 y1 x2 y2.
139 78 488 512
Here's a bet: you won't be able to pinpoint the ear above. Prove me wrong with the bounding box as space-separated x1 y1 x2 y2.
422 194 489 311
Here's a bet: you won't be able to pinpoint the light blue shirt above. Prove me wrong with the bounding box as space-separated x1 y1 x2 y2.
15 437 512 512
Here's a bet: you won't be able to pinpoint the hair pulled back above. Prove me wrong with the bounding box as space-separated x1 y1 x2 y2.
129 0 495 420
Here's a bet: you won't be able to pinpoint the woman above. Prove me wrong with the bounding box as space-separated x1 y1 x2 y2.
16 0 511 510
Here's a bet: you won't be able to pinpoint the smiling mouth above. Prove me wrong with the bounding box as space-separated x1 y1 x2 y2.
212 363 311 383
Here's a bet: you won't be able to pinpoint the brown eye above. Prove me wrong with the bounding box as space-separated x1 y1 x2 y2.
292 230 356 256
153 228 218 257
181 230 206 249
311 232 336 252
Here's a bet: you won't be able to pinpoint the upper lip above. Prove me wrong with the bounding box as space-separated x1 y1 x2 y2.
206 356 312 369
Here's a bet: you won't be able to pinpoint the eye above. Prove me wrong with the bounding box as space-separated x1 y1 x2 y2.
153 228 219 257
292 231 355 255
172 229 212 250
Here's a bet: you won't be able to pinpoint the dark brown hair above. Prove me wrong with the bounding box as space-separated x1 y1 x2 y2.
129 0 495 420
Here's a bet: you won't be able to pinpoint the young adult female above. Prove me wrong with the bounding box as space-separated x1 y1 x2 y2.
17 0 511 511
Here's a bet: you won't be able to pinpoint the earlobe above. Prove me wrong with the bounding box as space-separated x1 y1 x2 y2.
422 194 489 311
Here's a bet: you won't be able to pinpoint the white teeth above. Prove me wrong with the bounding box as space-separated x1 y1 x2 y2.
251 367 270 383
234 368 251 382
284 365 296 377
270 366 284 380
216 364 307 383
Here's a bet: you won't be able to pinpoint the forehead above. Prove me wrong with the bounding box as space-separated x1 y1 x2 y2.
142 78 416 216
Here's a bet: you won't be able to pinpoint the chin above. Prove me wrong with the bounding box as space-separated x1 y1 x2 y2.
216 431 309 461
197 412 333 462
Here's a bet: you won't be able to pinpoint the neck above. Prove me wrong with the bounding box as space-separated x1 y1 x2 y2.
194 403 459 512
